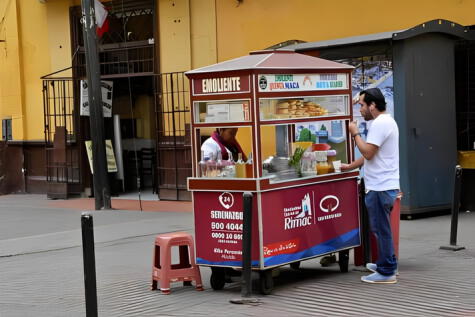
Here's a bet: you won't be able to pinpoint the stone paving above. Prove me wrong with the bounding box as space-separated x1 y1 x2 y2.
0 194 474 316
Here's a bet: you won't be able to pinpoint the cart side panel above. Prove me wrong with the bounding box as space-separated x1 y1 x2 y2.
261 178 360 267
193 191 260 267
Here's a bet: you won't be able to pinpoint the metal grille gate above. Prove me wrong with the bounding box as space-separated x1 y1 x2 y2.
155 72 192 201
42 71 83 198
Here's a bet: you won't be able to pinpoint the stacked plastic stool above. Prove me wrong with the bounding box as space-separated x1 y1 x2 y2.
151 231 203 294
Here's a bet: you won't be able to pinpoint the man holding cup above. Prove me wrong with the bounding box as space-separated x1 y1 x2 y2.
341 88 400 284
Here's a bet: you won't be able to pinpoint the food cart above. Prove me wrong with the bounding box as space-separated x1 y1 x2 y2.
185 50 360 294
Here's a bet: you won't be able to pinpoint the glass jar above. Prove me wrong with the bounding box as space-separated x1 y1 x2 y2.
326 150 337 173
300 151 316 176
315 151 330 175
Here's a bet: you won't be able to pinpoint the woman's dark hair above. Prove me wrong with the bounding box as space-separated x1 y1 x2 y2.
360 88 386 112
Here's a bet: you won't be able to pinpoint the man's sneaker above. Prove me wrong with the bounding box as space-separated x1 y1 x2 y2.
361 272 397 284
366 263 377 273
366 263 399 276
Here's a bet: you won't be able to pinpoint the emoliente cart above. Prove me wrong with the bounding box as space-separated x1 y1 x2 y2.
185 50 360 294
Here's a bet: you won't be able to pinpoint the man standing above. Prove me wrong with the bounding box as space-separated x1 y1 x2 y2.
342 88 400 284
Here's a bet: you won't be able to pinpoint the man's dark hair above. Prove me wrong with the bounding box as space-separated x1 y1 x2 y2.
359 88 386 111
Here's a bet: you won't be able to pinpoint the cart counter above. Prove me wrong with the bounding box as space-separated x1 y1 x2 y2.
189 173 360 269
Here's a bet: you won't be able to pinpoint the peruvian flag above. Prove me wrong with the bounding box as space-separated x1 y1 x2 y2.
94 0 109 38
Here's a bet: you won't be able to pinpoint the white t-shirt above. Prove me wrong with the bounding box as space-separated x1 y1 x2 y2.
201 137 232 160
364 113 400 191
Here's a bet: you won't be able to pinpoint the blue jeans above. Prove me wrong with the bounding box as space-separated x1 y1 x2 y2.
365 190 398 276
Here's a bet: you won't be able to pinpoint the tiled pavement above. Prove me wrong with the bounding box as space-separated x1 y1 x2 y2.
0 194 474 316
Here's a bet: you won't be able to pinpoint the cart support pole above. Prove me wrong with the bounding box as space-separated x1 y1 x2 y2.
440 165 465 251
230 192 260 305
241 192 253 298
81 212 98 317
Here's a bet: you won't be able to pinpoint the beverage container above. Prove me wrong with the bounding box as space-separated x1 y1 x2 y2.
315 151 330 175
300 151 316 176
199 150 208 177
326 150 337 173
223 155 235 177
206 153 217 177
235 153 246 178
245 152 253 178
216 150 225 177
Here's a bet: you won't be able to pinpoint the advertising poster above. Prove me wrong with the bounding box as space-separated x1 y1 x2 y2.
337 55 394 160
85 139 118 173
80 80 113 117
260 178 359 267
193 191 260 267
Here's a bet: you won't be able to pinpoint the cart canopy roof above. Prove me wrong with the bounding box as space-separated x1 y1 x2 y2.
185 50 353 75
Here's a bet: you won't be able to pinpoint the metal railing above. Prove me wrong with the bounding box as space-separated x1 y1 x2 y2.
42 69 82 185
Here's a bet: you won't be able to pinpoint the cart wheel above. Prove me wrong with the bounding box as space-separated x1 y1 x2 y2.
338 250 350 273
290 261 301 270
210 267 226 290
259 269 274 295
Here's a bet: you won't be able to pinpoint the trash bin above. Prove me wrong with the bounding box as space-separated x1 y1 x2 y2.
354 192 401 266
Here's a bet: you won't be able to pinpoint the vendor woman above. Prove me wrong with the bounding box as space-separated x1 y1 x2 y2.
201 128 247 162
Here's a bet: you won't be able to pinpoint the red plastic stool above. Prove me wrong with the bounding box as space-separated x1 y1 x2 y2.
151 232 203 294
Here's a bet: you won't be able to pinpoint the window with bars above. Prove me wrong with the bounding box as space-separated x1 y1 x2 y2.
2 118 12 141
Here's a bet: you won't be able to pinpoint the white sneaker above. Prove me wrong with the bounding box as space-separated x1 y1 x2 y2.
361 272 397 284
366 263 377 273
366 263 399 276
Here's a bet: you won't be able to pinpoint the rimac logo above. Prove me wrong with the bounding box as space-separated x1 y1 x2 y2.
284 193 313 230
320 195 339 213
219 192 234 209
259 75 267 90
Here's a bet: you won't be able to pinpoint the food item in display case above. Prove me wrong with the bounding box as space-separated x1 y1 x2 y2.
276 102 290 115
304 101 329 117
274 99 329 119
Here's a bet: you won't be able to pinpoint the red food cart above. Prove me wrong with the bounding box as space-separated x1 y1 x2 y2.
186 50 360 294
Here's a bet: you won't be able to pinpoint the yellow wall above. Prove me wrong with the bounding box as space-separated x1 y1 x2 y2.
0 0 74 141
17 0 50 140
159 0 217 72
215 0 475 61
0 0 24 139
159 0 192 73
2 0 475 143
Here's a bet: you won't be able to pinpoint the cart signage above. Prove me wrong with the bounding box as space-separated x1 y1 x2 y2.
258 73 348 92
261 178 359 267
192 75 251 95
193 191 260 266
283 193 313 230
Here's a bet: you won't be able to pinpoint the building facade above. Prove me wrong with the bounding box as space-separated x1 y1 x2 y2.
0 0 473 200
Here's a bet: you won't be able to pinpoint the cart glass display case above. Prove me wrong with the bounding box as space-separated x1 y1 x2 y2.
186 51 361 293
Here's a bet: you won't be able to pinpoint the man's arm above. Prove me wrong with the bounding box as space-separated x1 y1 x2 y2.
341 156 364 171
353 135 378 160
348 121 378 160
